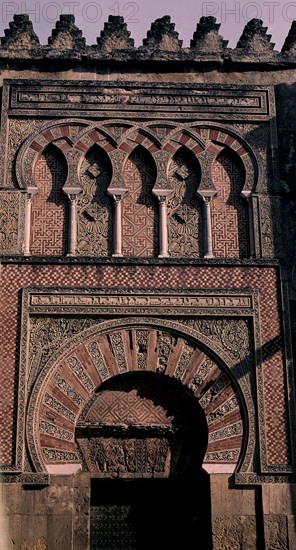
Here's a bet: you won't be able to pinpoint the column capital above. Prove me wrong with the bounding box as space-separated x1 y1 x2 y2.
152 189 172 201
107 186 127 200
63 186 82 201
26 186 38 197
197 189 217 203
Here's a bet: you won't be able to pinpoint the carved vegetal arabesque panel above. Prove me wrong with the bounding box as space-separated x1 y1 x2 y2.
0 191 21 253
167 147 202 257
77 145 112 256
28 317 100 389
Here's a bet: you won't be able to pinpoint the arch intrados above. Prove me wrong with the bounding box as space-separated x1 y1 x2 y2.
76 370 209 475
122 143 158 173
32 141 68 188
16 118 89 189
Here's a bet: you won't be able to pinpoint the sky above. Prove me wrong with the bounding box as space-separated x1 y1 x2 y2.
0 0 294 49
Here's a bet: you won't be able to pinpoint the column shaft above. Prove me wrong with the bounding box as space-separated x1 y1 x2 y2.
158 198 169 258
113 198 123 257
204 198 214 259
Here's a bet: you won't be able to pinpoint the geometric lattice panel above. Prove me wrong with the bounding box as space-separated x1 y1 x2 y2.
31 145 68 256
122 146 158 257
211 149 249 258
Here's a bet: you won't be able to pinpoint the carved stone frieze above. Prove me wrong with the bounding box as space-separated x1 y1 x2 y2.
76 436 170 476
6 82 275 120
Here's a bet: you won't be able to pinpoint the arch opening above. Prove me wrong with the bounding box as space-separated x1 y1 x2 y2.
76 371 208 479
31 144 68 256
211 148 249 258
122 146 158 257
79 372 212 550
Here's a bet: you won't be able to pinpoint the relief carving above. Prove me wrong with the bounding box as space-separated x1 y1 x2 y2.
0 191 20 253
167 147 202 257
211 149 249 258
122 146 158 257
260 195 283 258
31 144 68 256
77 145 112 256
77 437 170 475
28 317 97 388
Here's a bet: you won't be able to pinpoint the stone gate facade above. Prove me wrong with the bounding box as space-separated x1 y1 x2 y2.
1 12 296 550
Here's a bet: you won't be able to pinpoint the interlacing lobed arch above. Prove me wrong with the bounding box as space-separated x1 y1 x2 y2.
17 119 259 258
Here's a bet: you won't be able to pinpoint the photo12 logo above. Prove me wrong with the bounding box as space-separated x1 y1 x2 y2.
202 2 296 23
1 2 140 24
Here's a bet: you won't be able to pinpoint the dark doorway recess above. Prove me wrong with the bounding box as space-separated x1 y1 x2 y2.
90 474 212 550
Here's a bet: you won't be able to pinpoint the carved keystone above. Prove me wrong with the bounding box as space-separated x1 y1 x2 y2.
48 14 86 49
282 22 296 54
97 15 134 52
142 16 182 51
1 14 40 49
190 17 228 53
235 18 275 54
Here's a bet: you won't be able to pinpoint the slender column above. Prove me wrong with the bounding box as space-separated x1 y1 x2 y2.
23 188 37 256
203 196 214 259
112 195 123 257
158 197 169 258
67 194 78 256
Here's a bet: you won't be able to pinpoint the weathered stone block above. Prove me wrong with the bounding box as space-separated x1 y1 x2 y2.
212 516 257 550
264 515 288 549
210 474 256 516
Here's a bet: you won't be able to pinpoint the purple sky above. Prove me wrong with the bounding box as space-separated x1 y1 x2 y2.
0 0 294 49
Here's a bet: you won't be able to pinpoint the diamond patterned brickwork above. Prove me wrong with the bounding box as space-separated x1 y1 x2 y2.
211 149 249 258
0 263 289 468
31 145 68 256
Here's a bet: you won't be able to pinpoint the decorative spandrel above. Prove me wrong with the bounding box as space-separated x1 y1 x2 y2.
31 145 68 256
167 147 202 257
211 149 249 258
122 146 158 257
77 144 112 256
